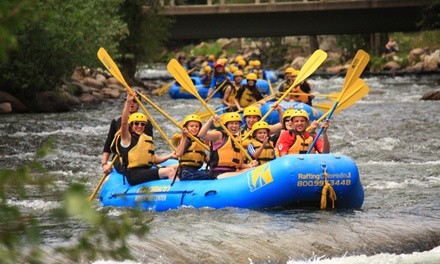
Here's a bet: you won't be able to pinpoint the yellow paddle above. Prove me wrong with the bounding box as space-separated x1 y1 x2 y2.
157 81 173 96
136 92 209 151
242 49 328 140
307 50 370 153
167 59 254 162
97 47 176 151
312 80 369 114
88 155 117 202
194 79 228 114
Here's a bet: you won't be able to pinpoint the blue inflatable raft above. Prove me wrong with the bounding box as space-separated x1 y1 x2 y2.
99 154 364 212
169 76 271 99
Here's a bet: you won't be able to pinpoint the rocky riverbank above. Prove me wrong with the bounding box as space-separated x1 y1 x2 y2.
1 46 439 114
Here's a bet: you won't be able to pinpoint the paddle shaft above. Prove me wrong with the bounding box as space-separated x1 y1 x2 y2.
242 50 327 140
167 59 254 162
88 155 117 201
137 92 209 151
306 50 370 153
194 79 228 113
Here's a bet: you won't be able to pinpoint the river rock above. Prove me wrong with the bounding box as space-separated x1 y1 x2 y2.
106 77 123 87
0 91 28 113
33 91 70 113
0 102 12 113
383 61 401 71
423 50 440 71
420 90 440 101
83 77 104 89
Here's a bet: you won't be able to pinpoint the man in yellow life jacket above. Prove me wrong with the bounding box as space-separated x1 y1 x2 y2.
277 67 314 106
276 109 330 156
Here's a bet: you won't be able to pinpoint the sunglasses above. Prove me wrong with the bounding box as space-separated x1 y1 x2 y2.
133 121 146 127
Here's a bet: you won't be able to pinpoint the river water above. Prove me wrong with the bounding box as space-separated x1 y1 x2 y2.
1 74 439 263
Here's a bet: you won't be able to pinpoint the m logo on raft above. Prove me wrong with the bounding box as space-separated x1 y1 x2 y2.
247 163 273 192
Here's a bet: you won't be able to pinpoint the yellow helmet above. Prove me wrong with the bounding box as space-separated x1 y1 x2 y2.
204 65 212 73
291 109 309 121
234 55 244 63
246 73 257 81
282 109 296 120
254 60 261 66
229 64 238 73
234 70 244 77
243 106 262 118
222 112 242 125
128 112 147 124
251 121 270 135
285 67 299 76
181 114 202 127
208 54 215 61
238 59 246 66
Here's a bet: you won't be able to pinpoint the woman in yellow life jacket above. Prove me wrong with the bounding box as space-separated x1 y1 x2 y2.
247 121 276 165
278 67 314 106
174 114 213 181
276 109 330 156
113 91 177 185
234 73 265 112
198 112 258 179
222 70 243 112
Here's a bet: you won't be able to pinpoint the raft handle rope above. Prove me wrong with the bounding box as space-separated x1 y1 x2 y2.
320 164 337 209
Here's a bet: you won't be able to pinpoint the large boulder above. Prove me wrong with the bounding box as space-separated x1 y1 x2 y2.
0 91 28 113
32 91 70 113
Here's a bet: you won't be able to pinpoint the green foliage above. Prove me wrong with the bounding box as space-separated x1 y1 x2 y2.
118 0 173 78
0 137 152 263
191 42 222 58
0 0 127 104
334 34 369 61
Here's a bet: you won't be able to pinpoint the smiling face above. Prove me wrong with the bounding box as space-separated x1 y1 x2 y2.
130 121 146 135
254 128 269 141
291 116 308 132
185 121 201 136
245 115 260 129
226 121 241 135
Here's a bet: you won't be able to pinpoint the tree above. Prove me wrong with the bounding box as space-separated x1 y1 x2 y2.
0 0 127 105
117 0 173 83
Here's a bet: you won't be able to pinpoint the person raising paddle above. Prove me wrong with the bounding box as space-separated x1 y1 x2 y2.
111 91 177 185
276 109 330 156
101 91 153 175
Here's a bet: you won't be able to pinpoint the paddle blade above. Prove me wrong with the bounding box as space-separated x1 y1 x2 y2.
260 49 327 122
157 82 173 96
97 48 128 87
167 59 199 98
339 50 370 100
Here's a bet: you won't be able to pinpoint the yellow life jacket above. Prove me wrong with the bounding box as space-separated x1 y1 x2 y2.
113 132 155 168
208 134 242 169
238 87 256 107
288 132 316 154
178 136 207 168
226 85 239 104
250 138 275 164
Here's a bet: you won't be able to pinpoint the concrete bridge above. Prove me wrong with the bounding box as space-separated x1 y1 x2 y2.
155 0 432 39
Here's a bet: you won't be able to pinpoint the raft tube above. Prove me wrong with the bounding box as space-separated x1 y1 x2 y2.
99 154 364 212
